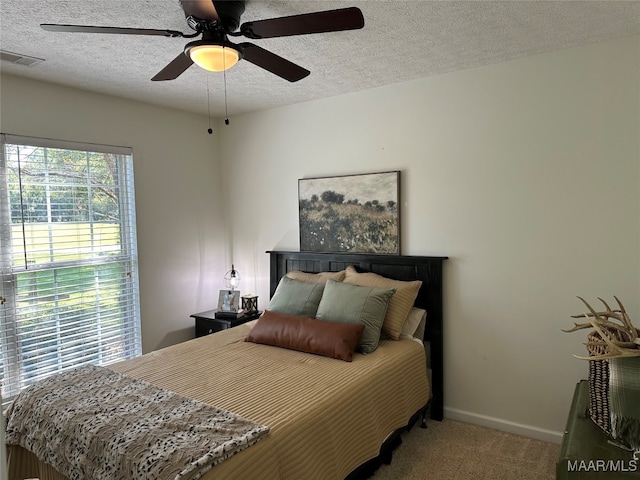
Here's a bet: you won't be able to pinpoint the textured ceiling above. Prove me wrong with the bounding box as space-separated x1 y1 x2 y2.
1 1 639 118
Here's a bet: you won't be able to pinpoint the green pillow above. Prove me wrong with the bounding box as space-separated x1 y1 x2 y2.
267 276 325 317
316 279 395 354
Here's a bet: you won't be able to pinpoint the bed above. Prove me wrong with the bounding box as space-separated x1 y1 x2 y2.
6 250 447 480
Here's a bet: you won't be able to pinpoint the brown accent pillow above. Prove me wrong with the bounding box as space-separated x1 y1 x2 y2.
343 265 422 340
245 310 364 362
286 270 346 284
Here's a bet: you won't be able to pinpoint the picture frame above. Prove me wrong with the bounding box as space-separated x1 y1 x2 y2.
298 171 400 254
218 290 240 312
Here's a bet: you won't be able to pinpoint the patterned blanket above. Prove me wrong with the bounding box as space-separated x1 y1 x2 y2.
5 364 269 480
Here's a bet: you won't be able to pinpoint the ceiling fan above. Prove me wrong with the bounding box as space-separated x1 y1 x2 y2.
40 0 365 82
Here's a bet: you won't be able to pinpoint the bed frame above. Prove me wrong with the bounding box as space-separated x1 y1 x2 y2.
268 250 447 421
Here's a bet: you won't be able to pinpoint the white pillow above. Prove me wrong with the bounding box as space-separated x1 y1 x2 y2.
400 307 427 338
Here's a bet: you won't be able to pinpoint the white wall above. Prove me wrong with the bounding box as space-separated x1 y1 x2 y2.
1 34 638 443
219 35 640 440
0 75 228 353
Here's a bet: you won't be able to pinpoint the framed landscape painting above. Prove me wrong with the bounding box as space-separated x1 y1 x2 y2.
298 171 400 254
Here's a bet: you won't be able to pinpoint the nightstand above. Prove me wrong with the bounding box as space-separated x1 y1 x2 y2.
557 380 640 479
192 309 262 338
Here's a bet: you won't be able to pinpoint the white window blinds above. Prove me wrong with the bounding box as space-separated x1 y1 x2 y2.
0 134 142 408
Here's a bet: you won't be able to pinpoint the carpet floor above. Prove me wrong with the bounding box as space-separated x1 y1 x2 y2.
372 419 560 480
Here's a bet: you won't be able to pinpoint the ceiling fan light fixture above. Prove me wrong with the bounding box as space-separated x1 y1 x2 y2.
188 44 240 72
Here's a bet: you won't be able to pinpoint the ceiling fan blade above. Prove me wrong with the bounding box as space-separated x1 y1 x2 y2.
179 0 219 21
41 24 184 37
239 7 364 39
239 43 309 82
151 53 194 81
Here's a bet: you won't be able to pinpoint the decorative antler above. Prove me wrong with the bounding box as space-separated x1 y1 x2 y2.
564 296 640 361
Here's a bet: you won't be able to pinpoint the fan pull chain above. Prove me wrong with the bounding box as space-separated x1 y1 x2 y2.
206 74 213 134
223 47 230 125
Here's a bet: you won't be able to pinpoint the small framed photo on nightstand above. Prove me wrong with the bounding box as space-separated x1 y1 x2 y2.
218 290 240 312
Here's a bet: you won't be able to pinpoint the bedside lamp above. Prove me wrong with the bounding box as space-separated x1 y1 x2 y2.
223 264 240 291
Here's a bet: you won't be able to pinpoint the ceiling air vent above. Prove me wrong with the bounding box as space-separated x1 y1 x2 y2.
0 50 45 67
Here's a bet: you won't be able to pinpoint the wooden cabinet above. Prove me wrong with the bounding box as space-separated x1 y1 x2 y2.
192 309 262 338
557 380 639 479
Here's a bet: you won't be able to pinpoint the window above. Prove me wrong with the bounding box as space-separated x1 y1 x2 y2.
0 134 141 408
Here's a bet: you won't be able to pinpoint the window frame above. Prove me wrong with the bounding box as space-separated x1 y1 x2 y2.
0 134 142 407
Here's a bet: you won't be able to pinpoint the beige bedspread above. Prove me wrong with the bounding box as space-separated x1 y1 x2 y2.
8 320 429 480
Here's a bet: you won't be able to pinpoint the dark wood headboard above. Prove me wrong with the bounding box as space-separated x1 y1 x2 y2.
267 250 447 421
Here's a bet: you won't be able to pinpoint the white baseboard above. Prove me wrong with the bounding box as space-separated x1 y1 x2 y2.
443 407 564 444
